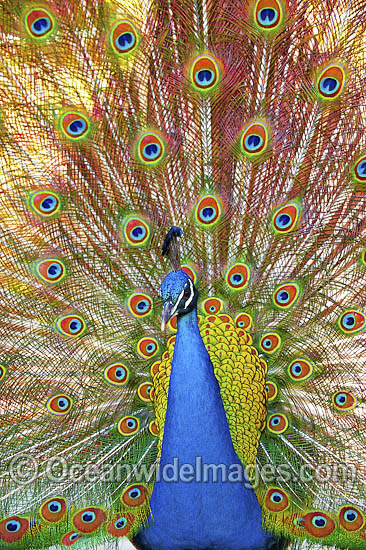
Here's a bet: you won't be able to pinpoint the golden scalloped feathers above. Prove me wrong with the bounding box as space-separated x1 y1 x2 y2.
151 312 267 466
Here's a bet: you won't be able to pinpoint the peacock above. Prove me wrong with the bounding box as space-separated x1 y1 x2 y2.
0 0 365 548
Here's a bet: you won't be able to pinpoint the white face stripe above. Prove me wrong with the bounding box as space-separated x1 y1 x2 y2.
170 288 185 318
184 279 194 308
170 279 194 317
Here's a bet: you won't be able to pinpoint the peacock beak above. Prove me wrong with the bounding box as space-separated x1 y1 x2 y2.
161 299 174 331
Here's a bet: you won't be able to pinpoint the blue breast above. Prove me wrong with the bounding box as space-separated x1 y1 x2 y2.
134 309 274 550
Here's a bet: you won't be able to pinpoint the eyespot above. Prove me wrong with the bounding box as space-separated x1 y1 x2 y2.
104 363 130 386
240 120 269 157
61 531 82 546
273 283 300 309
267 413 288 433
272 202 301 234
30 190 61 217
339 506 364 532
259 333 281 354
265 381 278 402
56 314 86 338
0 365 7 382
149 420 159 436
118 416 140 436
40 497 67 522
24 8 55 39
189 54 221 92
332 390 357 411
46 394 73 416
288 358 313 381
264 488 289 512
137 337 159 359
150 361 160 377
353 155 366 184
121 484 148 507
110 19 138 55
0 517 29 543
127 293 153 318
123 216 150 247
73 508 105 534
137 382 153 402
338 310 366 334
60 112 90 141
181 265 198 284
168 316 178 332
107 513 135 537
225 263 250 291
201 298 224 315
254 0 284 30
136 131 166 165
235 313 253 330
34 259 66 284
303 512 335 538
195 195 222 227
316 63 346 100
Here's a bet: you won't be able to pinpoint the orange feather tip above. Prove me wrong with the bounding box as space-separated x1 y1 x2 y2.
40 497 67 522
122 216 151 247
46 394 73 416
127 293 154 318
135 131 166 166
121 484 149 507
29 190 62 218
104 363 130 386
23 6 56 40
137 337 159 359
271 201 301 234
0 516 29 543
72 508 105 533
55 314 87 338
107 512 135 537
188 53 223 93
194 195 223 228
109 19 139 56
316 62 346 101
201 297 224 315
239 120 270 159
118 416 140 436
58 111 92 142
252 0 285 33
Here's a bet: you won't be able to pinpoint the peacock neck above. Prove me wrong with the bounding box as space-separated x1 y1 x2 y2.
134 305 272 550
159 305 242 468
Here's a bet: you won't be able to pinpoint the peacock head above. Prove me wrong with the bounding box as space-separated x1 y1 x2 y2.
160 226 198 330
160 269 198 330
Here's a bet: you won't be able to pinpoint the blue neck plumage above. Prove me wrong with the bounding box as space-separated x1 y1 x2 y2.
134 305 273 550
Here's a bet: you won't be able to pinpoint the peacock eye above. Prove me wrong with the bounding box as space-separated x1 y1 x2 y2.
60 112 91 141
40 497 67 522
239 120 270 157
25 8 55 40
339 506 364 531
184 286 191 298
264 488 289 512
30 190 61 217
73 508 105 533
61 531 82 546
189 54 221 92
254 0 284 31
303 511 335 537
316 63 346 100
121 484 148 507
110 20 139 55
136 131 166 165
